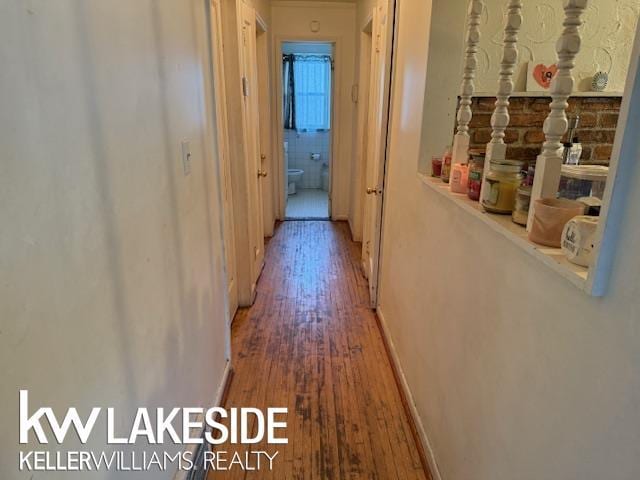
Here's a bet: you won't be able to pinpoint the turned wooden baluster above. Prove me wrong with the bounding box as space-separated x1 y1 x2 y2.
451 0 484 167
527 0 588 230
483 0 523 174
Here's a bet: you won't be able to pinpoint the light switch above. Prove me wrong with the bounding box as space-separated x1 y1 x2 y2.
181 140 191 176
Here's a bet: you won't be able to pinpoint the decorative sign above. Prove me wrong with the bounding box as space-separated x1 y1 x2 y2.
527 62 559 91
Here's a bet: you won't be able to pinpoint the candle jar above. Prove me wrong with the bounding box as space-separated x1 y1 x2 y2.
512 185 532 226
441 146 452 183
481 160 524 214
450 163 469 193
467 150 485 201
431 156 443 178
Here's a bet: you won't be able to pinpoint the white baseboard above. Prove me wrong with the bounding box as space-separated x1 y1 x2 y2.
213 359 233 409
172 359 232 480
376 307 442 480
331 214 349 221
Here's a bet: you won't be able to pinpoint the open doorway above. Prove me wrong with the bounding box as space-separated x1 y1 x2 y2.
281 42 334 219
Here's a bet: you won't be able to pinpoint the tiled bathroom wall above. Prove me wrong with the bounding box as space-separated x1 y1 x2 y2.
284 130 331 189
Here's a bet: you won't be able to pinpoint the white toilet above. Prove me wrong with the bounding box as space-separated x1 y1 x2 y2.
287 169 304 195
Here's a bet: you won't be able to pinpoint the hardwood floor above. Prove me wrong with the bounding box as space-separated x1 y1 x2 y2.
209 221 430 480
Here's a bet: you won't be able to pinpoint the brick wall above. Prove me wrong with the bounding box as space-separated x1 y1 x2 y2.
465 96 622 165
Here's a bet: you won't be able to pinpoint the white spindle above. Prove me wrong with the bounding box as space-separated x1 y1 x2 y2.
451 0 484 167
527 0 588 230
483 0 523 174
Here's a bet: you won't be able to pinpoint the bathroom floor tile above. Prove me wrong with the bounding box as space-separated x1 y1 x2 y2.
285 189 329 219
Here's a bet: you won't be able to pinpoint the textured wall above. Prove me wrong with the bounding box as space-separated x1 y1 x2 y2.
466 95 622 163
475 0 640 92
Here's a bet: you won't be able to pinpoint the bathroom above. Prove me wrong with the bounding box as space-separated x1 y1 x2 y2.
283 42 333 219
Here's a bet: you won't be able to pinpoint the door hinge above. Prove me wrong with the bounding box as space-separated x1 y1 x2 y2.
242 77 249 97
242 26 247 46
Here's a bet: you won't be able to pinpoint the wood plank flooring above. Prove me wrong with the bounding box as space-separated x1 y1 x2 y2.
209 221 430 480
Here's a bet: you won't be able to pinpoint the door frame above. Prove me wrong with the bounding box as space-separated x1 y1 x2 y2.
351 15 374 244
255 15 276 237
273 35 342 221
239 3 267 298
203 0 235 355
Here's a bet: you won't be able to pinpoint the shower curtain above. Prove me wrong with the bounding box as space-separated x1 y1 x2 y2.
283 53 333 131
293 54 332 131
282 54 296 130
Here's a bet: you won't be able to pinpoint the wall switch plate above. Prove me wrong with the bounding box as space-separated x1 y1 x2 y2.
181 140 191 176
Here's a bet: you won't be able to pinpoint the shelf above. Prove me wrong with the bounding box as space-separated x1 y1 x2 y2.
472 91 623 98
417 173 590 291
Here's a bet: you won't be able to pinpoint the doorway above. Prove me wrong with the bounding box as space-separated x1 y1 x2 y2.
281 42 334 220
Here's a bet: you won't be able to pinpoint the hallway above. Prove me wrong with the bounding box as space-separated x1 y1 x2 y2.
212 221 430 479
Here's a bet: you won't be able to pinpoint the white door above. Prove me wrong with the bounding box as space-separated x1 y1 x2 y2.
240 4 265 287
362 0 395 307
208 0 238 320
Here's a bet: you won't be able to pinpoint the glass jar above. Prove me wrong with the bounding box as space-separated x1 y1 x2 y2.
441 145 452 183
481 160 524 214
512 185 532 226
431 156 443 178
467 150 485 201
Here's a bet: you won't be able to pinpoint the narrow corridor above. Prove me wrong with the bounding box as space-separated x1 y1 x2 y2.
211 221 430 479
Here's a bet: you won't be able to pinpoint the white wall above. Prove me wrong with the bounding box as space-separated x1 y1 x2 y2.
272 0 357 220
475 0 640 92
0 1 229 478
246 0 271 24
378 1 640 479
356 0 375 29
417 0 467 173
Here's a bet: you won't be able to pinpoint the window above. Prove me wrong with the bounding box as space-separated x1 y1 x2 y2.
293 55 332 131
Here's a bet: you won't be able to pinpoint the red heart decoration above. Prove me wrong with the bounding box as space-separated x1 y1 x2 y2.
533 63 558 89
